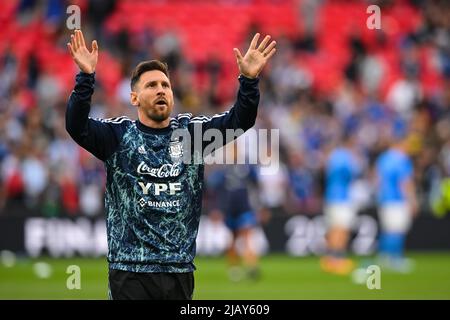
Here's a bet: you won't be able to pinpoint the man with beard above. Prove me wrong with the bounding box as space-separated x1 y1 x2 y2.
66 30 276 299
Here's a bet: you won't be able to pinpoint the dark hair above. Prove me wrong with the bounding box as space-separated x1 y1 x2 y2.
130 60 169 90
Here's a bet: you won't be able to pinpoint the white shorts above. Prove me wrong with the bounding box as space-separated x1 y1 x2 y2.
379 202 412 233
324 203 356 229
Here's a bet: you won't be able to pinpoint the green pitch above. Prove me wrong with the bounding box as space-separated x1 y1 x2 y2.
0 253 449 299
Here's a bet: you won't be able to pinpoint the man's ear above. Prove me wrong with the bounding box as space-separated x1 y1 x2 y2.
130 91 140 107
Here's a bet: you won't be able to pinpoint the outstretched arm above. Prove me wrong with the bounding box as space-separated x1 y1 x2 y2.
66 30 120 162
189 34 277 151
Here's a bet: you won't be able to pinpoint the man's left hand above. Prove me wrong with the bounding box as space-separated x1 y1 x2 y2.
233 33 277 79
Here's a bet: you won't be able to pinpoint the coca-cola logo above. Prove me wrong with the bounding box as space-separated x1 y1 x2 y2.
137 162 181 178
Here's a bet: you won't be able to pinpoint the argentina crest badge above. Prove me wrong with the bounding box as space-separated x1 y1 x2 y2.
169 137 183 164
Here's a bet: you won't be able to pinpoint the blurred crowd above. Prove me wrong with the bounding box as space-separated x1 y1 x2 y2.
0 0 449 219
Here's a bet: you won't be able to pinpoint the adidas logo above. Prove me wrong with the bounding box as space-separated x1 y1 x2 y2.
138 145 147 154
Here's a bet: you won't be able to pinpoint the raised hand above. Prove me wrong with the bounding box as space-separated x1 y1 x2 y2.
233 33 277 79
67 30 98 74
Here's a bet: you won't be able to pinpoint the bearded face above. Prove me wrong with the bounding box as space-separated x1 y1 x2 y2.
130 70 174 124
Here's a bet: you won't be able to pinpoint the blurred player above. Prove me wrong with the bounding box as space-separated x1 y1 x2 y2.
320 130 361 275
66 30 276 299
375 134 418 272
207 143 261 281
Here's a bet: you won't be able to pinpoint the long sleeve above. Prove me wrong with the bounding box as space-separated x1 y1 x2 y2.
66 72 122 162
188 75 260 152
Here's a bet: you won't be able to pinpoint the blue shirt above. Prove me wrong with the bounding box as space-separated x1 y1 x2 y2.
66 72 260 273
207 164 258 218
325 147 359 203
375 148 413 204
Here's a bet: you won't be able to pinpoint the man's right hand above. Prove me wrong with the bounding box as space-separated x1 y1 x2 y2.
67 29 98 74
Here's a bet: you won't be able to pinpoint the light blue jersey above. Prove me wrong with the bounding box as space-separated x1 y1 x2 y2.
375 148 413 204
325 147 359 203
